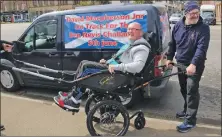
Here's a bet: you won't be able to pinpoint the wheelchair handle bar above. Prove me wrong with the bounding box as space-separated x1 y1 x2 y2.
133 71 186 91
15 59 75 76
1 57 192 88
1 62 109 84
134 62 199 90
155 62 183 69
0 39 75 76
3 57 75 76
1 63 77 84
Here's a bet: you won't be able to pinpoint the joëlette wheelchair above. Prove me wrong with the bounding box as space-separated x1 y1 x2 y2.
0 40 186 136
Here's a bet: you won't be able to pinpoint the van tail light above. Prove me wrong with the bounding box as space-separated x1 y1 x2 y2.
154 55 162 77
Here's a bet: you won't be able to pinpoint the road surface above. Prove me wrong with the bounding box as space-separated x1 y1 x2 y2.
1 93 221 136
1 23 221 127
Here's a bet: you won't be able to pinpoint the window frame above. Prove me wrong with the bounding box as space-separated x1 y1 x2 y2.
19 19 58 51
34 19 58 50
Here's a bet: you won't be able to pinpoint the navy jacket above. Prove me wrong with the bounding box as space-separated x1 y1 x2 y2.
0 43 3 50
167 16 210 66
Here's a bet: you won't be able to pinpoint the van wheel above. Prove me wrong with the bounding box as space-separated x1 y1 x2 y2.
119 90 142 109
0 68 20 92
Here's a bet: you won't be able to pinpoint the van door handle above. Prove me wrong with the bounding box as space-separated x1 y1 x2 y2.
64 53 75 57
49 53 59 57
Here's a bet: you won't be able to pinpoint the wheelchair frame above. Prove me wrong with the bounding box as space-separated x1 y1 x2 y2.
1 56 184 136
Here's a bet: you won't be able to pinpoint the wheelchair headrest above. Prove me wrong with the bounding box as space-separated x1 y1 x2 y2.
143 32 155 42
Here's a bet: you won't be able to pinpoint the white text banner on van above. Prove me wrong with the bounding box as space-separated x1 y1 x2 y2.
64 10 148 49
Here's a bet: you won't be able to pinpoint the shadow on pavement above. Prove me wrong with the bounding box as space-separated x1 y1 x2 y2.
129 80 221 126
84 122 221 136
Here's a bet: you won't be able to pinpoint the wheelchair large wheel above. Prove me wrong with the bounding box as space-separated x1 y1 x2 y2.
85 94 104 115
85 94 121 115
86 100 130 136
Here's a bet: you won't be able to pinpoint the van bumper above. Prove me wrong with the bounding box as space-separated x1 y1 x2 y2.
143 69 173 98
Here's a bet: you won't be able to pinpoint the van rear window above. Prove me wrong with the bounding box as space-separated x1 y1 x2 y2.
64 10 148 49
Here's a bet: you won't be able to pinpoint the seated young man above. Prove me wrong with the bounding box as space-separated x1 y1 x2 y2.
54 22 151 111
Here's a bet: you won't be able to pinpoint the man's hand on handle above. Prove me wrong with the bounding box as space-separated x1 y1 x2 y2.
186 64 196 75
99 59 106 64
2 43 13 52
165 60 174 69
165 60 196 76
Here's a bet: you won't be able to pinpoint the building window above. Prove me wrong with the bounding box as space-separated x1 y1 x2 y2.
64 0 68 5
74 0 80 5
33 0 37 6
50 1 54 6
38 0 43 6
44 1 48 6
12 1 17 11
1 2 4 12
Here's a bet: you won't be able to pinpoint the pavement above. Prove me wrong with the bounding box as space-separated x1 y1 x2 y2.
1 93 221 136
0 23 221 136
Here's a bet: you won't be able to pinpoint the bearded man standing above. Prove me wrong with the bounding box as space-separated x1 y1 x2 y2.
166 1 210 133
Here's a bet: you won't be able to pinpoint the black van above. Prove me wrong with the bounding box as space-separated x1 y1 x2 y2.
0 3 172 107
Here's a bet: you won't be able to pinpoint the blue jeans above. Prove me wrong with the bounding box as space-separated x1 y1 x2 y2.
75 60 108 79
73 60 108 99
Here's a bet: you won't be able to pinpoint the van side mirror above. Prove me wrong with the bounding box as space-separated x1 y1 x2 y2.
12 41 26 53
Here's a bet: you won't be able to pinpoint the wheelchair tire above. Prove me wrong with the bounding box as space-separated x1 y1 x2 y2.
85 95 103 123
85 94 106 115
85 94 121 115
134 116 146 130
86 100 130 136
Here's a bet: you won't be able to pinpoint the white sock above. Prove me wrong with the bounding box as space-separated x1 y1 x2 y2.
70 96 81 104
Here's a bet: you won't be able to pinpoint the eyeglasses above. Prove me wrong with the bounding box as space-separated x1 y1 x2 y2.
187 12 200 16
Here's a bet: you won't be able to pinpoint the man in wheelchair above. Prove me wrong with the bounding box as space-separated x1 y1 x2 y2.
54 22 151 111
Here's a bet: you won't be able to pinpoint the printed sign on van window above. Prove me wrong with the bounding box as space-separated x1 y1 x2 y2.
64 10 147 49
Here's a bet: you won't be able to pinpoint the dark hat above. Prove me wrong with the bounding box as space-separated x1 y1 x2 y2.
184 1 200 14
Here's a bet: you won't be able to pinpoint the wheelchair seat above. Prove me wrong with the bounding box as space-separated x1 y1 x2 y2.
134 32 157 82
77 31 158 93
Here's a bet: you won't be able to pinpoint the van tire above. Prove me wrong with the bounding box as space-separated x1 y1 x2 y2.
0 68 20 92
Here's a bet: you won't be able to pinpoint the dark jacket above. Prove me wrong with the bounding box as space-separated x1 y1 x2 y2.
0 44 3 58
167 16 210 66
0 43 3 51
